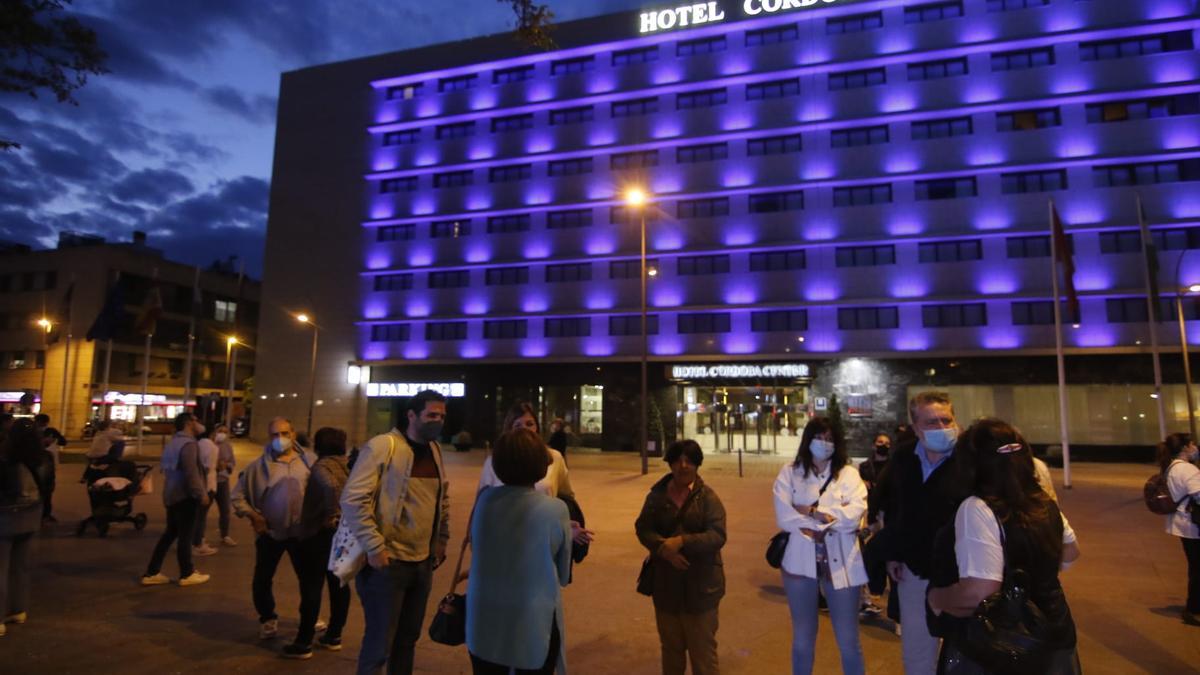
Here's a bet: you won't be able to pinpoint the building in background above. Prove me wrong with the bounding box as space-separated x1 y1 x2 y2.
256 0 1200 455
0 231 259 436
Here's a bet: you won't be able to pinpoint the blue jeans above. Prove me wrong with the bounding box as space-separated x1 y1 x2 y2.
355 558 433 675
782 573 865 675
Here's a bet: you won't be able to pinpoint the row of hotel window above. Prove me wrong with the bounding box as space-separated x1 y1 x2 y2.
369 227 1200 291
382 1 1171 100
367 297 1200 342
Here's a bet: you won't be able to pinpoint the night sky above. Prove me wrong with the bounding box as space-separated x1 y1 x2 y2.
0 0 645 278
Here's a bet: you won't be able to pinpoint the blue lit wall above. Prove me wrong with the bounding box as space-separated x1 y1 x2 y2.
357 0 1200 364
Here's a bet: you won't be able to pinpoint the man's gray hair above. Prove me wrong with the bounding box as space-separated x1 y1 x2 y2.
908 391 954 423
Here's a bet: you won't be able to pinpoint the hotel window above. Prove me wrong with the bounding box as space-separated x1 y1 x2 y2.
370 324 411 342
428 270 470 288
908 57 968 81
1087 94 1200 123
919 239 983 263
426 322 468 341
677 88 727 110
996 107 1061 131
748 133 803 156
430 219 471 238
550 55 594 76
1094 159 1200 187
385 83 422 100
916 177 977 201
487 214 531 233
1080 31 1194 61
1012 301 1055 325
374 273 414 292
836 245 896 267
437 74 476 92
833 184 893 207
1098 231 1143 254
377 224 415 242
1006 235 1052 258
1002 169 1068 194
912 116 973 140
987 0 1049 10
745 24 798 47
677 254 730 276
545 317 591 338
752 310 808 332
748 190 804 213
549 105 594 125
991 46 1055 71
609 259 657 279
677 197 730 219
610 206 661 225
832 124 889 148
1155 227 1200 251
491 113 534 133
214 300 237 323
678 312 732 334
838 307 900 330
493 65 534 84
435 121 475 139
433 170 473 188
382 129 419 146
485 266 529 286
484 319 528 339
923 303 987 327
829 67 886 90
613 46 658 66
750 249 806 271
546 209 593 229
676 142 728 164
488 164 532 183
611 97 659 118
379 177 417 194
904 1 963 24
609 314 660 336
677 35 725 57
548 157 593 177
746 77 801 101
827 11 883 34
545 263 593 283
1106 298 1165 323
611 149 659 170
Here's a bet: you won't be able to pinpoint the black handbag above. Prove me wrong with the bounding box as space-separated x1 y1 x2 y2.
766 471 835 569
637 487 700 596
428 533 470 646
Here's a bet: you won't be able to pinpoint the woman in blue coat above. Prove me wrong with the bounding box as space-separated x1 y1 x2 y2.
467 428 572 674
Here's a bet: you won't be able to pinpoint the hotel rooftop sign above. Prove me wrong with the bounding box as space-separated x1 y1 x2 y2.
640 0 840 34
670 363 811 380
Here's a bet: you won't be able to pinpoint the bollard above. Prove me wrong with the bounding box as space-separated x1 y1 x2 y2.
737 446 743 478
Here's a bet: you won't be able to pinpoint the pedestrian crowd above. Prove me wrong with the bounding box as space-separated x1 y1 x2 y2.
2 386 1199 673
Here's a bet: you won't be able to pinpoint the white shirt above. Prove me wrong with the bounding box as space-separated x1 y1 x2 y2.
772 462 868 590
197 438 219 494
954 496 1078 582
1165 460 1200 539
477 448 573 499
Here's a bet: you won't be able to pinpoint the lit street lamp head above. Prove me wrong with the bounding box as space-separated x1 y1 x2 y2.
624 187 648 208
227 336 239 346
296 313 310 323
1189 284 1200 294
37 318 51 331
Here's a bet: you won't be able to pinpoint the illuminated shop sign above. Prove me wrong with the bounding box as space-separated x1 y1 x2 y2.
0 391 33 403
93 392 182 406
366 382 466 398
639 0 840 33
670 364 811 379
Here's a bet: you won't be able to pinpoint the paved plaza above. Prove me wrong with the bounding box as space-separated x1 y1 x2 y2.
2 441 1198 674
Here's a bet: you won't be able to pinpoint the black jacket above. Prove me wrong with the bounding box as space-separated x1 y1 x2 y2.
635 474 727 614
876 439 965 579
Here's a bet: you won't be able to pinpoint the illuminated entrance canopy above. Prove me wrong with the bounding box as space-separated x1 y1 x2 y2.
639 0 841 34
366 382 466 398
670 363 811 380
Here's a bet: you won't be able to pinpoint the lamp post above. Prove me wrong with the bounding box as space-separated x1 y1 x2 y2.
297 313 320 440
625 188 650 475
1174 251 1199 440
224 336 238 426
36 318 51 414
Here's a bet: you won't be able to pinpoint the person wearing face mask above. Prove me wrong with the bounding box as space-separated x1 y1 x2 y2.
141 413 211 587
875 392 966 675
773 417 867 675
1158 432 1200 625
857 433 892 620
341 389 451 675
231 416 318 641
212 424 237 546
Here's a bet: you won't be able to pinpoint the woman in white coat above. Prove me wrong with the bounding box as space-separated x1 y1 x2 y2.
773 417 867 675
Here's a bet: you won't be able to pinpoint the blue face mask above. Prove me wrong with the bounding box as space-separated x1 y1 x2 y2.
270 437 293 456
922 427 958 453
810 439 835 461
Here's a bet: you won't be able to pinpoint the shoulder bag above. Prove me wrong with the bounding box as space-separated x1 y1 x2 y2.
637 487 701 596
428 495 480 646
328 434 397 586
766 469 836 569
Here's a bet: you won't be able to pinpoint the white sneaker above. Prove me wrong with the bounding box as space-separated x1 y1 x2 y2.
221 535 238 546
315 619 328 633
193 544 218 557
141 573 171 586
5 612 27 624
260 618 279 639
894 622 903 637
178 572 210 587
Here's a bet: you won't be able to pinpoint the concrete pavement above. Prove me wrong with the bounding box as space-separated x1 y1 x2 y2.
3 443 1198 674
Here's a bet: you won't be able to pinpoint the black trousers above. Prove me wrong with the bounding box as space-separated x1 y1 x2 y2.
253 535 317 631
469 614 559 675
1183 537 1200 614
146 498 198 578
296 528 351 644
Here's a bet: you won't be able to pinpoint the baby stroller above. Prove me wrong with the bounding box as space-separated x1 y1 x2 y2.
77 459 151 537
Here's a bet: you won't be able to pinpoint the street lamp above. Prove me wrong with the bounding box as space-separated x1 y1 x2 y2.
296 313 320 440
224 336 239 426
625 187 651 475
1175 249 1200 440
36 318 51 414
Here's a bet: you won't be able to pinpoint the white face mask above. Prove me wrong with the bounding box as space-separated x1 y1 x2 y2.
214 432 228 443
810 439 835 461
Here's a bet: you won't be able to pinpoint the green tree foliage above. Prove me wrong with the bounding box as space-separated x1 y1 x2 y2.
498 0 556 51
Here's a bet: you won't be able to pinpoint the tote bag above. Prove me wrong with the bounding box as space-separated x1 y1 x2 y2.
329 434 396 586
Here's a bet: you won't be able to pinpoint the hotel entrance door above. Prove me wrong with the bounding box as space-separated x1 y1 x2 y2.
677 385 811 455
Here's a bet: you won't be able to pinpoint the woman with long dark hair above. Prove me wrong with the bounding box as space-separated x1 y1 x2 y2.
772 417 867 675
0 419 53 635
1157 432 1200 625
927 418 1081 673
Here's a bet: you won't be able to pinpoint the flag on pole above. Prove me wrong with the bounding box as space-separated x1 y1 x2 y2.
46 282 75 344
1137 194 1163 321
1050 202 1079 321
86 275 125 342
134 284 163 336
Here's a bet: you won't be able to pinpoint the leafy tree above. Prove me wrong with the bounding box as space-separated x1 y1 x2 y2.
0 0 107 150
498 0 556 51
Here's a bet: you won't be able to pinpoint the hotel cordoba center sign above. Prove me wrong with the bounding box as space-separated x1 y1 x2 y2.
640 0 841 33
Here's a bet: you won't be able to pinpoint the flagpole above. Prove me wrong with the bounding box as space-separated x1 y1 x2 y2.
1137 193 1169 439
38 292 48 414
58 277 75 433
1049 200 1073 489
182 266 200 409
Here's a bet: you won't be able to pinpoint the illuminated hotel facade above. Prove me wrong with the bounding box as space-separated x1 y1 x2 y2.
256 0 1200 454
